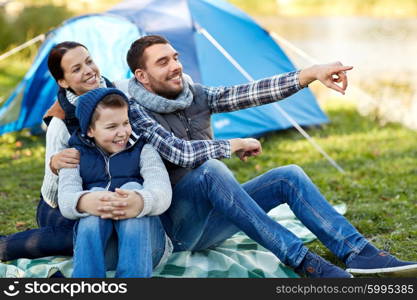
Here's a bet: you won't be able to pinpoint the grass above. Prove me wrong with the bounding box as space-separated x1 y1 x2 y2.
1 98 416 268
0 130 45 233
224 99 417 265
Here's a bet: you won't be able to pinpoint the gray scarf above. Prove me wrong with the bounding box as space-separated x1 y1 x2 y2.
128 76 193 113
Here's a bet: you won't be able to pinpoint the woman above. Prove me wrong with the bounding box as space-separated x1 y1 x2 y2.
0 42 169 263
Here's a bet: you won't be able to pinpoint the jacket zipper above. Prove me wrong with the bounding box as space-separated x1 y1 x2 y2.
96 141 136 191
97 147 112 190
176 111 192 140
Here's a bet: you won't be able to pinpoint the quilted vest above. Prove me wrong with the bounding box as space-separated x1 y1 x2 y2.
146 83 213 185
68 132 145 191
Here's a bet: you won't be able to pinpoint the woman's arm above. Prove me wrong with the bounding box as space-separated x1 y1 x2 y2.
41 117 71 206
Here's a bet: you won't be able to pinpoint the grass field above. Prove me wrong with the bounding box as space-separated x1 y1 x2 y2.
1 98 416 267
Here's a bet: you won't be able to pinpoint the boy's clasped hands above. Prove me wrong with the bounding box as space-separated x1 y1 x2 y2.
97 189 144 220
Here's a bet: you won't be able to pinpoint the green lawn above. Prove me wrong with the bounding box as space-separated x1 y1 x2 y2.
1 98 416 267
226 99 417 266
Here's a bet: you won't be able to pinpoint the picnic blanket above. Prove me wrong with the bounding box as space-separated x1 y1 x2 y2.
0 203 346 278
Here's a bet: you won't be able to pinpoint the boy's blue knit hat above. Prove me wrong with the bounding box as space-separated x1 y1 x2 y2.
75 88 129 135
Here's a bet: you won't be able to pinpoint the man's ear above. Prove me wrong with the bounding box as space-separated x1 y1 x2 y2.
134 69 148 85
57 78 69 89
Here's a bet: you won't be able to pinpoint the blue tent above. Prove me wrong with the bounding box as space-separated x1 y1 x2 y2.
0 0 328 138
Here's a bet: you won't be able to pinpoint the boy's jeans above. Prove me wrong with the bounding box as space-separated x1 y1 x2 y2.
0 195 75 261
160 160 368 268
72 182 166 278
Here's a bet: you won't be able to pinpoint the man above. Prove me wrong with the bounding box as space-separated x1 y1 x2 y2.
112 35 417 278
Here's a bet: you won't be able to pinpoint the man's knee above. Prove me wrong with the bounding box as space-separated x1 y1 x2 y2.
201 159 233 178
272 164 307 180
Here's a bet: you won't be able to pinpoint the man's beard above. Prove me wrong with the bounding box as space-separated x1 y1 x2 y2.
155 87 182 99
150 79 183 99
150 75 184 100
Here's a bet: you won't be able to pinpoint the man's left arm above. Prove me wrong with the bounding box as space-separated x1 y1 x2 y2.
206 62 352 113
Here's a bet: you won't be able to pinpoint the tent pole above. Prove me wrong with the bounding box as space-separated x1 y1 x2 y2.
0 34 45 62
195 23 346 174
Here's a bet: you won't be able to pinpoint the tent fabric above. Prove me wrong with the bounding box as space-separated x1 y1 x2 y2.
0 14 142 135
0 204 347 278
0 0 328 138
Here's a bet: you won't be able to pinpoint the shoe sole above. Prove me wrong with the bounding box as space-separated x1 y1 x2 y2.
346 264 417 277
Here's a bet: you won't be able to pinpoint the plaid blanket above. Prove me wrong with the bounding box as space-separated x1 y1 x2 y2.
0 204 346 278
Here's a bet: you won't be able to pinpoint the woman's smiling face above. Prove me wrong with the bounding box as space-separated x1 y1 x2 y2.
57 46 101 95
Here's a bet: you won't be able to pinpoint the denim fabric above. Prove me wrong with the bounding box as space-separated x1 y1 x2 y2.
72 215 166 278
72 182 166 278
160 160 368 268
0 195 75 261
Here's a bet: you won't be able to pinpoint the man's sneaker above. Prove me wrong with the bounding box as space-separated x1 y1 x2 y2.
295 251 353 278
346 251 417 277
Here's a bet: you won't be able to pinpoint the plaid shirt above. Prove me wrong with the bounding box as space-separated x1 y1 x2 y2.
128 70 302 168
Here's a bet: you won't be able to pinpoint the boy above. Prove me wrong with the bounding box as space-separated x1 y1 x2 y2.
58 88 172 278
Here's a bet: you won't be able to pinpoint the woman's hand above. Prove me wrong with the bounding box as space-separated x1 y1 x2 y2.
50 148 80 174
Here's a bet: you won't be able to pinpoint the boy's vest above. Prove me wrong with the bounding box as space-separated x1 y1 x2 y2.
68 132 145 191
146 83 213 185
43 77 114 134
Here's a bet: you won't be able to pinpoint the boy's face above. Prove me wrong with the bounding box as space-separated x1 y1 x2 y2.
87 106 132 154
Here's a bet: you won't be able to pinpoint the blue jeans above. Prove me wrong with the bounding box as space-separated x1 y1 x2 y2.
0 195 75 261
72 183 166 278
160 160 368 268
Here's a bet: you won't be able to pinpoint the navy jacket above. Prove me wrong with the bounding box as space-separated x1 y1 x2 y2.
68 131 145 191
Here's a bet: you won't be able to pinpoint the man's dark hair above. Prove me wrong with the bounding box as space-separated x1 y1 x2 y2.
47 41 87 81
126 35 170 73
